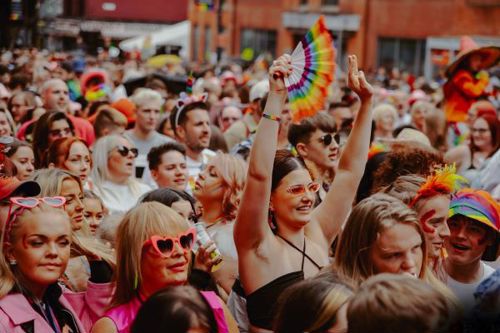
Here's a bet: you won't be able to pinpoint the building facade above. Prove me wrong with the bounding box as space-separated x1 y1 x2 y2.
188 0 500 79
41 0 188 52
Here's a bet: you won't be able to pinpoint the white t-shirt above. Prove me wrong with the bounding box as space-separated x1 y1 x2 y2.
92 180 151 215
186 149 216 180
445 261 495 314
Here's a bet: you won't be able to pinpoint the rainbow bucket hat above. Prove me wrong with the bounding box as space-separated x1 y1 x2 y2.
449 189 499 260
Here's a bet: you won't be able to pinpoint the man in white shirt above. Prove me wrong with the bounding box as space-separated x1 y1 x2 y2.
443 189 499 314
170 97 215 181
124 88 172 184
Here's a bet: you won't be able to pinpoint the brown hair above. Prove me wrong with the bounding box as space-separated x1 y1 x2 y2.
347 273 459 333
271 149 307 192
131 285 218 333
371 141 444 193
334 193 428 282
287 112 336 147
32 111 75 168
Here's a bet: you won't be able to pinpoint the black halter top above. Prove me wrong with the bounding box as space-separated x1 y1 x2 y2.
245 235 322 330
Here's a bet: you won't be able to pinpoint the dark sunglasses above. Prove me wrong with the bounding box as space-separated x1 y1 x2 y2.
319 133 340 146
116 146 139 158
143 228 196 257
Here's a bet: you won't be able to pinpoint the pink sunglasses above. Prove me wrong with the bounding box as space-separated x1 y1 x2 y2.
3 197 66 243
143 228 197 257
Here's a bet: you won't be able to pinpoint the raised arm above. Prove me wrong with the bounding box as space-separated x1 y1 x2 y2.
311 55 374 245
234 55 290 251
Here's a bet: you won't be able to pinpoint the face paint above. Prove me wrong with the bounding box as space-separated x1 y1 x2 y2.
420 209 436 234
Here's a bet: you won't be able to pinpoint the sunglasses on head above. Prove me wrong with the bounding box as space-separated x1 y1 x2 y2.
319 133 340 146
3 196 66 244
286 182 321 196
116 146 139 158
143 228 196 257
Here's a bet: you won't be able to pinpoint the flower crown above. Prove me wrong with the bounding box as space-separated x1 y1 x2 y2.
409 164 467 207
174 92 208 129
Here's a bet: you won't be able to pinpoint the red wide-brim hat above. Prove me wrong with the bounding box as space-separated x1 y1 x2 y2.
445 36 500 78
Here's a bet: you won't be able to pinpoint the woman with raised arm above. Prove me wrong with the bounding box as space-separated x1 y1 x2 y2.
234 54 373 332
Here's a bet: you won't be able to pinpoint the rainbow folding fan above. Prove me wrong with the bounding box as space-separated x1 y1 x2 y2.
285 16 336 123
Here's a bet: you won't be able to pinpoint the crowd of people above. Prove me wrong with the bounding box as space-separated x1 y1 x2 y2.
0 36 499 333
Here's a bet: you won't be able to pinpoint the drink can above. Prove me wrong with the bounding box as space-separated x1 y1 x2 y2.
194 222 222 271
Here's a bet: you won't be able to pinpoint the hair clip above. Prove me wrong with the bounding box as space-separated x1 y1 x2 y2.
174 92 208 129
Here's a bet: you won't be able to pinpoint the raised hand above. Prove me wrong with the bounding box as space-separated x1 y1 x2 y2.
347 55 373 102
269 54 292 95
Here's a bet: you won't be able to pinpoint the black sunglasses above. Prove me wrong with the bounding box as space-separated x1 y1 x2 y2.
116 146 139 158
319 133 340 146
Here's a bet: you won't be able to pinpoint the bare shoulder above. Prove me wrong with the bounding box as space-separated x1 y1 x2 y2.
91 317 117 333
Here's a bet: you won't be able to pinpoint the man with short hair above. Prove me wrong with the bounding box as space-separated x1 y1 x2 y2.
224 80 269 149
170 100 214 179
288 112 339 200
147 142 188 191
16 78 95 145
443 189 499 314
124 88 172 181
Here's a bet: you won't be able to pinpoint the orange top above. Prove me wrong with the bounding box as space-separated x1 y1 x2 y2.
444 69 489 123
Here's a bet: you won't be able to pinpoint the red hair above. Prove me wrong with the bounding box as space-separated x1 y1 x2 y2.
471 113 500 156
44 137 91 169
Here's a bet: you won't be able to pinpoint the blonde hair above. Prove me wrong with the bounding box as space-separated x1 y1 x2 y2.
347 273 460 333
211 153 247 221
0 204 70 298
111 202 189 307
372 103 398 124
274 272 355 333
130 88 163 109
334 193 429 282
90 135 145 198
32 168 115 267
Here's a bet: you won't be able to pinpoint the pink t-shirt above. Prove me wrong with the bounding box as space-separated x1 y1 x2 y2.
104 291 228 333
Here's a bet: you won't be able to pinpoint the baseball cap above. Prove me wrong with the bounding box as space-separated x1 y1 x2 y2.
249 80 269 102
0 177 41 201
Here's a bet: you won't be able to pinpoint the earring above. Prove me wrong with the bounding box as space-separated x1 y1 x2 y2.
268 209 278 233
9 259 16 266
133 272 138 290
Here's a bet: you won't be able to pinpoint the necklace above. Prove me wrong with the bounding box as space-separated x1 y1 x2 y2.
205 216 226 229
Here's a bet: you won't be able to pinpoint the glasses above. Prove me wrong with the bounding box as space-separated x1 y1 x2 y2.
286 182 321 196
49 127 72 137
471 128 489 134
115 146 139 158
143 228 196 257
318 133 340 146
3 196 66 243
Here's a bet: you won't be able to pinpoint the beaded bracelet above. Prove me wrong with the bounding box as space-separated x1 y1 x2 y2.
262 113 281 122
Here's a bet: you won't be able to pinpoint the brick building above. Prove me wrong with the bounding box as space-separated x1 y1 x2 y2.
40 0 188 51
189 0 500 79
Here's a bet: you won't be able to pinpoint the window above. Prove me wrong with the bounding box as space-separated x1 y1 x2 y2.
192 25 200 61
204 26 211 61
240 29 277 57
377 37 426 75
322 0 339 5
